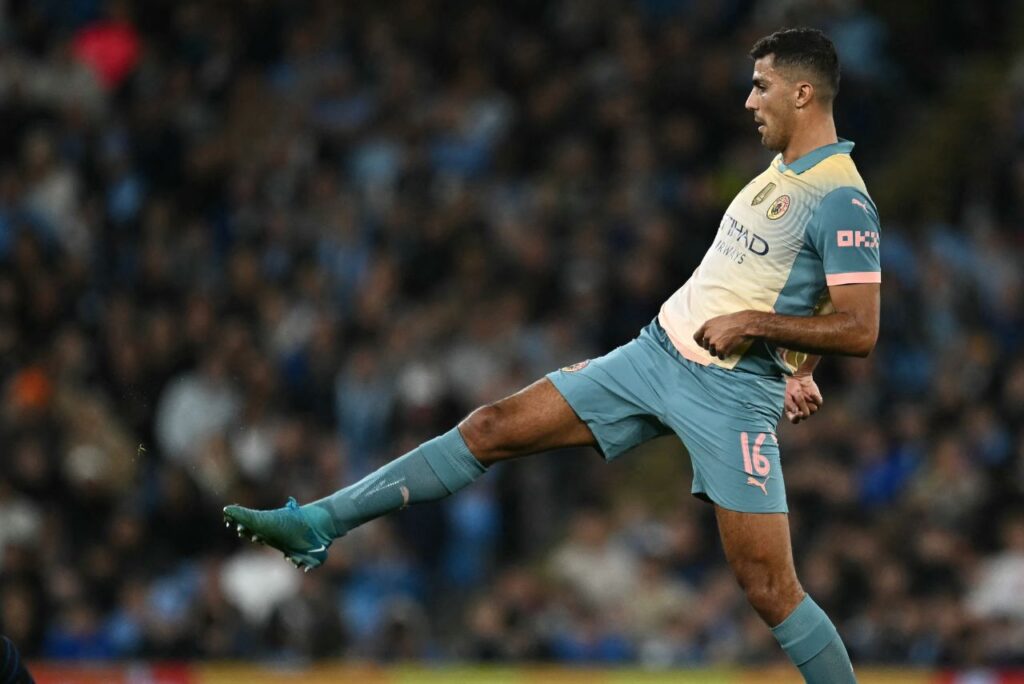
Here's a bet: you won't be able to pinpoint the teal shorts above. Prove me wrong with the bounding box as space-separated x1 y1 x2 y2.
547 319 788 513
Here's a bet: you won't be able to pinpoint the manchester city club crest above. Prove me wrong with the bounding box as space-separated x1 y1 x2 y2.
751 182 776 206
767 194 791 219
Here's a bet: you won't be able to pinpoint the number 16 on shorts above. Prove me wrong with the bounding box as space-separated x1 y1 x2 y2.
740 431 776 476
741 432 777 496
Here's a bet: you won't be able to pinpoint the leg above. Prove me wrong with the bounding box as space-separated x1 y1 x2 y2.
716 506 856 683
459 377 597 466
224 378 596 569
311 376 594 533
224 324 671 570
715 506 804 625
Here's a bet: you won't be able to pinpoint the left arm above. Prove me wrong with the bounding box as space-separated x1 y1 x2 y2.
693 282 880 359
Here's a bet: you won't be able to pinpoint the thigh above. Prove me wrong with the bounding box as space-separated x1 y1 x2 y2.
715 505 803 626
461 377 599 463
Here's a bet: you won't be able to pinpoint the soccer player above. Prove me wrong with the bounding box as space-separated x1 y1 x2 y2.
225 27 879 683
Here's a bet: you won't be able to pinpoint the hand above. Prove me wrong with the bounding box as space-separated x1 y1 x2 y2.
785 373 823 424
693 311 761 360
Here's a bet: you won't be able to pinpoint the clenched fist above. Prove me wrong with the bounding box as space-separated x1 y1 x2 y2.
693 310 761 360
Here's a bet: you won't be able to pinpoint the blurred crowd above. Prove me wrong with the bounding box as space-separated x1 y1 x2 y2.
1 0 1023 669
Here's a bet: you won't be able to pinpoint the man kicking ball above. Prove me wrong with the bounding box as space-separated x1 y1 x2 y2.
225 27 880 683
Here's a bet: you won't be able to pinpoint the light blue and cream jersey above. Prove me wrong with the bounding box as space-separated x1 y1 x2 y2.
658 139 881 377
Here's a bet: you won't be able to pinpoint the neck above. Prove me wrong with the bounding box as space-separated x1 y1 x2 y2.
781 112 838 164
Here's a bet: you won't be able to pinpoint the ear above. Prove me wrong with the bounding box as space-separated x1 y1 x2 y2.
794 81 815 109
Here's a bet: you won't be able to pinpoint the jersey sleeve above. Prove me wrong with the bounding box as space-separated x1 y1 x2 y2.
808 186 881 286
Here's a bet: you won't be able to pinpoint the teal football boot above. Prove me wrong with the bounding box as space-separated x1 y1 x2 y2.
223 497 336 571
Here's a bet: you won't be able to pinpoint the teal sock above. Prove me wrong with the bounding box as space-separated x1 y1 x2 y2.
771 595 856 683
306 427 487 538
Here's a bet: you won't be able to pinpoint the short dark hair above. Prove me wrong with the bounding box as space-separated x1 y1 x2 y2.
750 28 840 102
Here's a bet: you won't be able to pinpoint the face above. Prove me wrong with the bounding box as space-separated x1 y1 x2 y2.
745 55 796 152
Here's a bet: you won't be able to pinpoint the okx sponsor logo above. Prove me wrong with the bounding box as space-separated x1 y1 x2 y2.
837 229 879 248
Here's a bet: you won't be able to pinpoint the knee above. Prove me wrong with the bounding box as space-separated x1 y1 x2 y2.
459 403 507 463
732 558 804 626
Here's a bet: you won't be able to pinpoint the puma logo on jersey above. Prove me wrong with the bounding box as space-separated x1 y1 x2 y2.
746 475 770 496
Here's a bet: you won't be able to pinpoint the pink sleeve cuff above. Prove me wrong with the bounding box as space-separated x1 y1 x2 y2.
826 271 882 286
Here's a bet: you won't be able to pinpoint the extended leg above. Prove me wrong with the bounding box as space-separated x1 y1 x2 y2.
715 506 857 683
224 378 595 569
458 377 597 465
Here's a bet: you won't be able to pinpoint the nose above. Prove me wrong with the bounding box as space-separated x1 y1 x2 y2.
745 89 757 112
